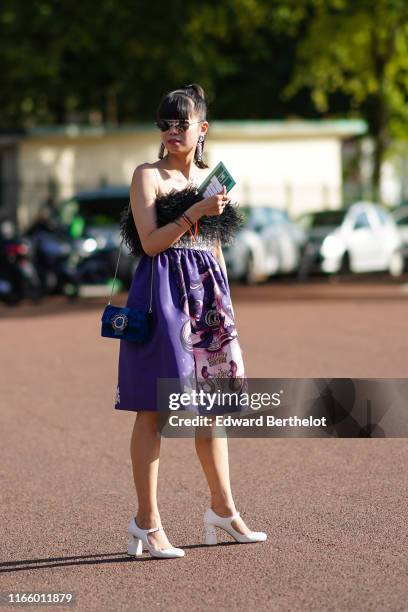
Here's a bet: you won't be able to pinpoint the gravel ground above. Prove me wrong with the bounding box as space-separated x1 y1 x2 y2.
1 279 407 611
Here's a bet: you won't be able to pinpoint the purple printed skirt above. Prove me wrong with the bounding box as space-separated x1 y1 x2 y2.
114 241 246 413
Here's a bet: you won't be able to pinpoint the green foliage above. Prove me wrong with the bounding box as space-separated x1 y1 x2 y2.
0 0 313 126
1 0 408 196
284 0 408 140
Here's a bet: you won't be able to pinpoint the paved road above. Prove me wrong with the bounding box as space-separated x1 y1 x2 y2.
1 280 407 611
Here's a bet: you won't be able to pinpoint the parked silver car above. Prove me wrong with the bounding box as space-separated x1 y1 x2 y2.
296 202 404 278
222 206 306 284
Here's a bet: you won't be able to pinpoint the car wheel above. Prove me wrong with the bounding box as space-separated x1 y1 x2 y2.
388 250 405 277
242 252 257 285
4 291 22 306
339 252 351 275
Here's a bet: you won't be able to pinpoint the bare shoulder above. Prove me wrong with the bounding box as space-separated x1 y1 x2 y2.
131 162 159 191
136 161 160 170
130 163 159 207
132 162 158 179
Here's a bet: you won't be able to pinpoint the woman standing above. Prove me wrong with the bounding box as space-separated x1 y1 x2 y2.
115 83 267 558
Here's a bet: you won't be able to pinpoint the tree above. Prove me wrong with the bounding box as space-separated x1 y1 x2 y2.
0 0 312 126
282 0 408 201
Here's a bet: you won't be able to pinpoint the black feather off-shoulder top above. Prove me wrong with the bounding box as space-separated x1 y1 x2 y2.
119 183 244 257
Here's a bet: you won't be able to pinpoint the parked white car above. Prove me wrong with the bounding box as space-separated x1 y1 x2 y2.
391 205 408 267
223 206 306 284
296 202 405 278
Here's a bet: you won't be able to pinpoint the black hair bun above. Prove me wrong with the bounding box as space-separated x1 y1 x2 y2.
119 184 244 257
182 83 206 101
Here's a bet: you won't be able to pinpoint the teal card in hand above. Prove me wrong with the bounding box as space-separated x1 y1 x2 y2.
197 161 236 197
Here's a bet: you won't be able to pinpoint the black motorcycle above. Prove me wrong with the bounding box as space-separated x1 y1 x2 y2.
0 220 43 306
25 224 80 299
68 235 122 288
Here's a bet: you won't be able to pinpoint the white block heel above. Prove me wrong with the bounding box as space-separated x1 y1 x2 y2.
127 534 143 557
127 517 185 559
204 523 218 545
203 508 267 545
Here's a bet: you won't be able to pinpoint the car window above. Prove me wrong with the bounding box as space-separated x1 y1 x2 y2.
314 211 347 227
59 196 129 227
262 208 275 225
376 208 388 225
395 215 408 226
242 208 269 231
297 210 346 229
295 213 313 230
242 207 290 230
269 209 289 224
353 211 370 230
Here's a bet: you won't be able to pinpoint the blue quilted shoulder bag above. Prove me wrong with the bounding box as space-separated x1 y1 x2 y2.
101 222 155 342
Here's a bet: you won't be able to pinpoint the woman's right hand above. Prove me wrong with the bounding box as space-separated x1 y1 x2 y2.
190 185 230 219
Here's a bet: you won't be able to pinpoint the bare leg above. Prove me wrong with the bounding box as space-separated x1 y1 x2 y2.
130 411 173 549
194 424 252 535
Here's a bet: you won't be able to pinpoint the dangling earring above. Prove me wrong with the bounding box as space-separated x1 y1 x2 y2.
158 142 165 159
195 135 205 163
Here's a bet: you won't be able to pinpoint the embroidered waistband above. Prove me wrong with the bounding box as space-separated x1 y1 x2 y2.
169 236 216 251
170 244 213 252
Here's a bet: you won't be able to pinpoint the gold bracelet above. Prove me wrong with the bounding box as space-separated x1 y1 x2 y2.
182 212 194 226
180 214 193 228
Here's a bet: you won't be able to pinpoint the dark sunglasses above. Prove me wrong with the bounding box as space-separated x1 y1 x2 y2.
155 119 203 132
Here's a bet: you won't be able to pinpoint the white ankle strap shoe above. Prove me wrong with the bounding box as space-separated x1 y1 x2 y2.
127 517 185 559
203 508 267 545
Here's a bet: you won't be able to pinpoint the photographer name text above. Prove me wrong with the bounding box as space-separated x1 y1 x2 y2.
167 415 327 427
